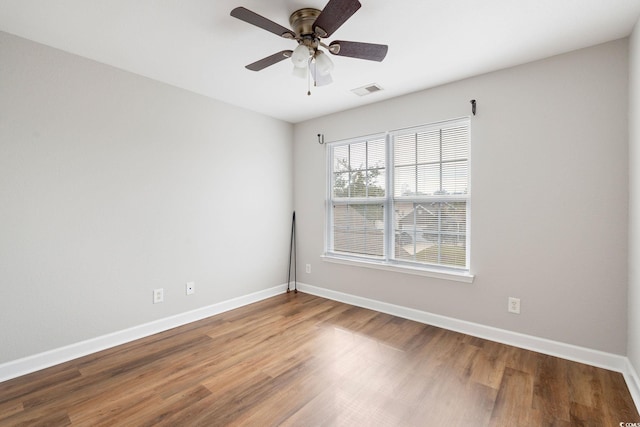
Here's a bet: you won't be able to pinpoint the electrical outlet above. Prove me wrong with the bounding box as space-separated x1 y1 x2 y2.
305 264 311 274
508 297 521 314
153 288 164 304
186 281 195 295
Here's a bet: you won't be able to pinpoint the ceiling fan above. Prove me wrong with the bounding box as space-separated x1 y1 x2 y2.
230 0 388 91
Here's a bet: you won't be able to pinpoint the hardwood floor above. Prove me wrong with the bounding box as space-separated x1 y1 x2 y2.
1 292 638 426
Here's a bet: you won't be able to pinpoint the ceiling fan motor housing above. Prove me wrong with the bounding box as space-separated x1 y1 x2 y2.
289 8 322 37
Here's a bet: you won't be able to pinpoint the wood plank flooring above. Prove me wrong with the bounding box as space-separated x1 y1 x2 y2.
0 292 638 426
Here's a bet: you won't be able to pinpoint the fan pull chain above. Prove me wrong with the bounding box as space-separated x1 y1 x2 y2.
307 57 311 96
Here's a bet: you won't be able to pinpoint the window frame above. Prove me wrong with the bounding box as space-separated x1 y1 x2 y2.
324 118 474 283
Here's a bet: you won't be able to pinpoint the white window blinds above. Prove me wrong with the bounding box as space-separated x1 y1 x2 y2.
330 137 386 258
327 118 470 272
392 120 469 268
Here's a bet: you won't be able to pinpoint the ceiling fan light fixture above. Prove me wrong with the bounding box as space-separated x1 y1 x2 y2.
314 50 334 76
291 44 312 68
317 72 333 86
230 0 388 89
292 65 308 79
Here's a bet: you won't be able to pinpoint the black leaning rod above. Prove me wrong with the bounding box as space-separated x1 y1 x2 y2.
287 211 297 293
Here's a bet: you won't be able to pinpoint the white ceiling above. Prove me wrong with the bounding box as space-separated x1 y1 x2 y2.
1 0 639 123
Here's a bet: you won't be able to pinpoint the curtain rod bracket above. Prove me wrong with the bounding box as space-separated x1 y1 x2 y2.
470 99 477 116
317 133 325 144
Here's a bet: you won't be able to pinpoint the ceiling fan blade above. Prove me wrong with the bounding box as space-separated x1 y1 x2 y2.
329 40 388 62
312 0 361 38
245 50 293 71
230 7 295 39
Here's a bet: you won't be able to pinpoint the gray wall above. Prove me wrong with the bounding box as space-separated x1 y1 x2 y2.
629 18 640 373
293 39 629 354
0 32 293 364
0 28 633 365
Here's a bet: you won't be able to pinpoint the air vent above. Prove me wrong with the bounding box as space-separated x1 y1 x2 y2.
351 83 383 96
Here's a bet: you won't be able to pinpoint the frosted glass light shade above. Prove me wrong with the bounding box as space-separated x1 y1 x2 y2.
292 65 308 79
291 44 311 68
314 51 334 76
310 61 333 86
315 72 333 87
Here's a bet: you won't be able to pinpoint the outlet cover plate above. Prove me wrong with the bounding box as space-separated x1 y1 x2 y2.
508 297 521 314
153 288 164 304
186 281 195 295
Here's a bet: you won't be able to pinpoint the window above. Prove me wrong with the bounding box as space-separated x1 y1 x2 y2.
326 118 471 278
330 136 386 258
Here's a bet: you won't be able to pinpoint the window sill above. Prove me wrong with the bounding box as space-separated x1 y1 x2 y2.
321 254 475 283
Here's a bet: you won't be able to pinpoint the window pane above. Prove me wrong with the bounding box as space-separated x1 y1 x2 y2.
440 203 467 267
368 138 386 169
442 161 468 195
333 145 349 172
394 165 416 197
394 201 414 226
417 130 440 163
394 201 415 261
416 204 439 232
440 245 466 267
333 204 384 257
394 134 415 166
441 201 467 234
349 171 367 197
393 201 467 268
417 164 441 195
332 139 386 199
439 201 467 267
367 169 386 197
350 141 367 171
333 172 349 197
441 126 469 161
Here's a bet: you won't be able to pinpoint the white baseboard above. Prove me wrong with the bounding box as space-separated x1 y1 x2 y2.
3 281 639 412
624 359 640 412
0 284 289 383
297 283 640 410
